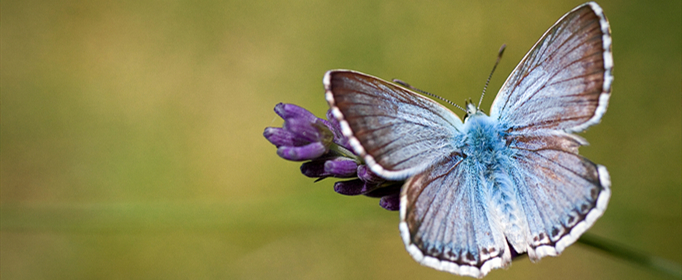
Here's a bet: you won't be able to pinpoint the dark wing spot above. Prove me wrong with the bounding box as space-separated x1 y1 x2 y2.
466 252 476 262
590 187 599 200
539 232 546 241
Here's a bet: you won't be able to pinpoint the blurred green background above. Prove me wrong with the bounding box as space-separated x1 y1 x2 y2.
2 0 680 279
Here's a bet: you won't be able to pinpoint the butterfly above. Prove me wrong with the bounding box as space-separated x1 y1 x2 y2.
323 2 612 278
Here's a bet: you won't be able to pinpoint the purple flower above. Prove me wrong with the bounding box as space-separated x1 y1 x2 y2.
264 103 402 211
264 104 334 161
380 194 400 211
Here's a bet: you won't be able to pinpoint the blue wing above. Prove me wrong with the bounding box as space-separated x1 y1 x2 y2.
490 2 613 134
400 153 512 278
504 131 610 259
324 70 463 180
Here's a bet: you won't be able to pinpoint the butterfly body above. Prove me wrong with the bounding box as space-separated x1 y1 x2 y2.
450 108 537 257
324 2 612 278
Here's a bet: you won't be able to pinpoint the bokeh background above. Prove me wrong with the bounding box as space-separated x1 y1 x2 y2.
2 0 680 279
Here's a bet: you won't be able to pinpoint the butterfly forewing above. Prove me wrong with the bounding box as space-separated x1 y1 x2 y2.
324 70 463 180
490 3 612 134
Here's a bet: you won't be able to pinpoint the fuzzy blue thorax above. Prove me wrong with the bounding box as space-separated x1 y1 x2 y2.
458 108 507 165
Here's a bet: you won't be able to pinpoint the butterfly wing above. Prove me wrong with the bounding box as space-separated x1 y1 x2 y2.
324 70 463 181
504 131 611 259
490 2 613 134
400 153 511 278
489 2 613 259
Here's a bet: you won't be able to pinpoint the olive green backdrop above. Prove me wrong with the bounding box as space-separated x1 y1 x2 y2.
2 0 680 279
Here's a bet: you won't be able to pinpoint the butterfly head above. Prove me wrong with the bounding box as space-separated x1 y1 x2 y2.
463 99 484 122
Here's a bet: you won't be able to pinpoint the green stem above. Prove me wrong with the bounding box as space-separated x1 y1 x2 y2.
578 233 682 278
329 142 363 163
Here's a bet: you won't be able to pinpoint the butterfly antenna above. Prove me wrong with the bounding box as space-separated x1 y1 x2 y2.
393 79 467 113
478 44 506 109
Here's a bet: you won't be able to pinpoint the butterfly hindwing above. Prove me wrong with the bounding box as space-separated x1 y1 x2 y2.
505 131 611 258
324 70 463 180
400 153 511 278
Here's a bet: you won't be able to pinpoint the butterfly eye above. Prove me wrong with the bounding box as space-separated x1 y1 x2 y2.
463 100 478 121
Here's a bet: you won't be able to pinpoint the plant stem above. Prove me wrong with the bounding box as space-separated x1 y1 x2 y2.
578 233 682 278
